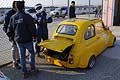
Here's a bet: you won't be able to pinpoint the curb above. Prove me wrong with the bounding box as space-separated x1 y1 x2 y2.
0 55 29 68
0 61 12 68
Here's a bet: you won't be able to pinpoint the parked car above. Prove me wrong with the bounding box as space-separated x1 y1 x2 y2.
0 71 10 80
39 18 116 69
0 16 4 24
50 7 67 18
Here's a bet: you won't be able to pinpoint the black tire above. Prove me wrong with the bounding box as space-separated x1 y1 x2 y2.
110 37 116 47
88 55 96 69
112 37 116 46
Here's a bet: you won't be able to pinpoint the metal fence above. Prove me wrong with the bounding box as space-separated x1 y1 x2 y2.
0 25 12 66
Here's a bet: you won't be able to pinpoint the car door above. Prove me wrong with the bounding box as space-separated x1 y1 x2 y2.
94 21 108 45
84 24 102 56
94 22 107 54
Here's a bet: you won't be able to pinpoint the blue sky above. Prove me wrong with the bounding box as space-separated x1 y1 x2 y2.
0 0 102 8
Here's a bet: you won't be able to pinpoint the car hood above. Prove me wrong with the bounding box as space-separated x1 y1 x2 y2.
39 39 73 53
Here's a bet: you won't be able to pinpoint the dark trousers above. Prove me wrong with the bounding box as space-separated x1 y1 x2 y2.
35 33 48 54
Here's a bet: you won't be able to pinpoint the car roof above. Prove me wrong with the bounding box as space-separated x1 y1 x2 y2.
60 18 102 28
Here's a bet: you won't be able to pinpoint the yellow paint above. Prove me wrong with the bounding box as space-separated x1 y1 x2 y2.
39 18 115 68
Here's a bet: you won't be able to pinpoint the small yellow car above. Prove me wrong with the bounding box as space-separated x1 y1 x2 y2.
39 18 116 69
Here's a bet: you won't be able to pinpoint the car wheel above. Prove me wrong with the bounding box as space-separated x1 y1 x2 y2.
110 37 116 47
112 37 116 46
88 55 96 69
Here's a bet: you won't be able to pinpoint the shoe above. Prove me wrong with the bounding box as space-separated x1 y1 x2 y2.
13 63 21 69
30 64 39 73
22 72 29 79
29 68 39 73
17 59 20 64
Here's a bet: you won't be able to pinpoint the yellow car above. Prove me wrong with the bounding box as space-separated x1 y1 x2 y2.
39 18 116 69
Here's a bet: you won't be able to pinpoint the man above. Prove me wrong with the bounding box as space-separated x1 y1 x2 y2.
69 1 76 18
8 1 37 78
97 7 102 18
3 1 21 69
33 3 52 57
94 8 99 18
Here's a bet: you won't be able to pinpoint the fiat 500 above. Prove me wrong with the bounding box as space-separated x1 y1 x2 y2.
39 18 116 69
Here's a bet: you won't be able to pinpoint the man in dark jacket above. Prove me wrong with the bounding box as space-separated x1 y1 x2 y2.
3 1 20 69
69 1 76 18
8 1 37 78
33 3 52 57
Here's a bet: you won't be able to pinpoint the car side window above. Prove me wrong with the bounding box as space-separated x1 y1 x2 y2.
84 25 95 40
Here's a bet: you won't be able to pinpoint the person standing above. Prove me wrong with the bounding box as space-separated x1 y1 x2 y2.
95 6 102 18
69 1 76 18
33 3 52 57
3 1 21 69
7 1 37 78
97 7 102 18
94 8 99 18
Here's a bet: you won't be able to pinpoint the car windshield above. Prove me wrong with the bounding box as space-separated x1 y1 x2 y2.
57 25 77 35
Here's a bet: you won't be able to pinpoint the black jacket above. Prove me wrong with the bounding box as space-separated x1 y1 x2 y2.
8 11 36 43
34 11 48 36
69 6 76 18
3 9 16 33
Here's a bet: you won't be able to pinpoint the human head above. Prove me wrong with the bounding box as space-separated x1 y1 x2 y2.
15 1 25 11
35 3 44 13
71 1 75 6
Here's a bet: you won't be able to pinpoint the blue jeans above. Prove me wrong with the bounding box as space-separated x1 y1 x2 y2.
17 42 35 72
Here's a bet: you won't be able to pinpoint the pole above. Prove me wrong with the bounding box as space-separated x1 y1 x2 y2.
52 0 54 7
67 0 70 18
88 0 90 17
101 0 103 20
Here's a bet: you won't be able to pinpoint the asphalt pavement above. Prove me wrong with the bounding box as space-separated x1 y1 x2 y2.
1 17 120 80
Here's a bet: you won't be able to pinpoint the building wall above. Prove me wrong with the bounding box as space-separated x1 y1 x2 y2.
102 0 115 26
